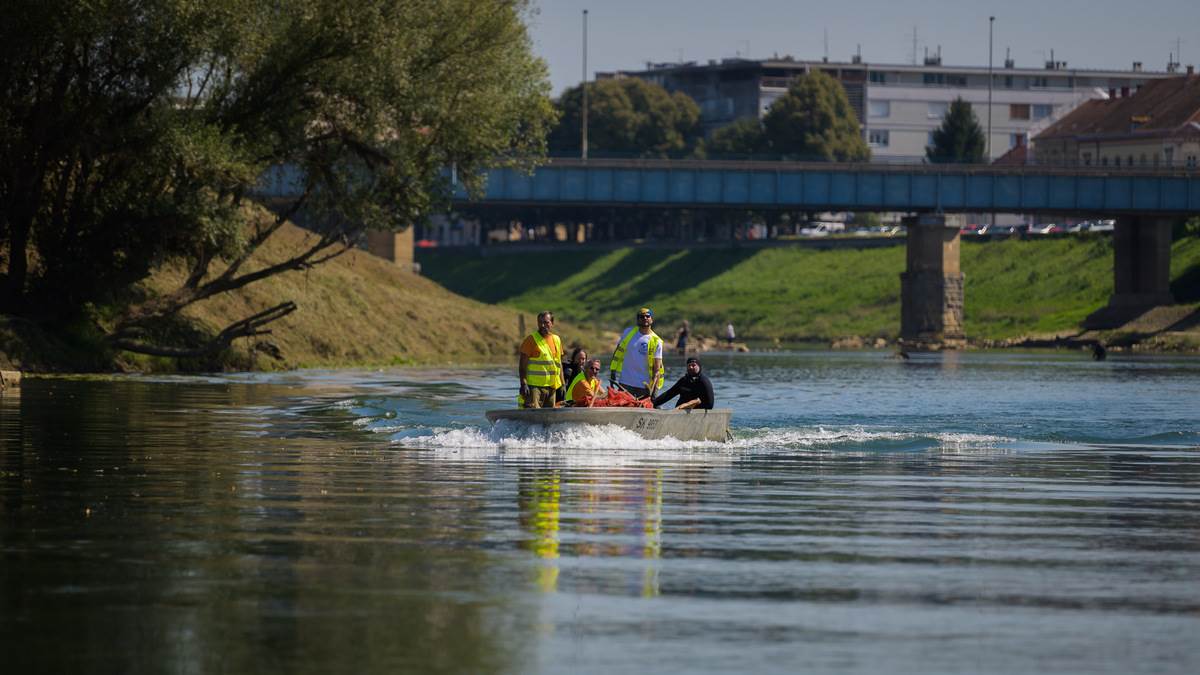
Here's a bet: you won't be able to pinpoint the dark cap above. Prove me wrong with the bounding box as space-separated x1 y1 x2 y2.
686 357 699 365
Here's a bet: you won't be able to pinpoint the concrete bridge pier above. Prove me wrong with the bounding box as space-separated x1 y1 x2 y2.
1085 216 1176 328
900 214 966 350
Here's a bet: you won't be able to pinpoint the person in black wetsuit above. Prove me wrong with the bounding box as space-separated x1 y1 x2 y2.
653 357 714 410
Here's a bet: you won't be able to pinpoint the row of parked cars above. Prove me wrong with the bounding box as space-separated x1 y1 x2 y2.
962 220 1115 236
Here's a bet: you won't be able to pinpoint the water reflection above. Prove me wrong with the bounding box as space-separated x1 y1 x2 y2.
2 357 1199 674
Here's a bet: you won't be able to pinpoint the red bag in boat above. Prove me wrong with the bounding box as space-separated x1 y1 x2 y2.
591 387 653 408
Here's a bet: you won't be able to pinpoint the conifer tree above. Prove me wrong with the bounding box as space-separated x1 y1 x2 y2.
927 98 987 164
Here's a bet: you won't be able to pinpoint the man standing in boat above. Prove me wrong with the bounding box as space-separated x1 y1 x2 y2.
518 311 563 408
609 307 664 400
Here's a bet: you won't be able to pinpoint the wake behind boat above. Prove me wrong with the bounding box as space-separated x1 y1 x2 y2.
485 407 733 442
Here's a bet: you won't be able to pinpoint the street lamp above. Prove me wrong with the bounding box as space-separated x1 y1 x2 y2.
581 9 589 160
987 16 994 161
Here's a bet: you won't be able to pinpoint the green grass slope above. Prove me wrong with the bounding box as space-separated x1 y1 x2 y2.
419 235 1200 343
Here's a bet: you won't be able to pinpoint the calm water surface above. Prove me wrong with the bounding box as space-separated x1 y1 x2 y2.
2 351 1199 674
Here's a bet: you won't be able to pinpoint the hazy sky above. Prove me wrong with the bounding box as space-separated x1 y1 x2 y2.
528 0 1199 95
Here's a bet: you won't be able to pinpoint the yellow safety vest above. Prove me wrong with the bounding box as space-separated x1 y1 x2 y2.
567 372 601 403
524 331 563 389
610 328 664 389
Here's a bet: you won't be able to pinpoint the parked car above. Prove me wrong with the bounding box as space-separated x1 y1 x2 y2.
1090 220 1116 232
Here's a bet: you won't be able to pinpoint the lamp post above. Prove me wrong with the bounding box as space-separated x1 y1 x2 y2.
581 9 589 160
987 16 994 161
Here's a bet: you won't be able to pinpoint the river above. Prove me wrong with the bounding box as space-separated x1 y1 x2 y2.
2 350 1199 674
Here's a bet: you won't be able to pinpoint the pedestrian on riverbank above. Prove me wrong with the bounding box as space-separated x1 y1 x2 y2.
610 307 664 400
725 321 736 346
518 311 563 408
675 320 689 355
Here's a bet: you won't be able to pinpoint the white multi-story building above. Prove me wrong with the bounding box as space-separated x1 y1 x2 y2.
604 55 1180 162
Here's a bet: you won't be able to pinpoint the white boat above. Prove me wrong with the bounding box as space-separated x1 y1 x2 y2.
485 407 733 442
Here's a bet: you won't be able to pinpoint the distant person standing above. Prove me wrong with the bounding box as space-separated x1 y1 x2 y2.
609 307 664 399
675 319 690 355
725 321 736 346
517 311 563 408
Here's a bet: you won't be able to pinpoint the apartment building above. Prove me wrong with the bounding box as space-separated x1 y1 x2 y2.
602 55 1178 162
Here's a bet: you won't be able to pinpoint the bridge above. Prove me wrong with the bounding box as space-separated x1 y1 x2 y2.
452 158 1199 347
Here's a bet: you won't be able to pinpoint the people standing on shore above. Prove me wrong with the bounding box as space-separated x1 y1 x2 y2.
567 359 605 406
725 321 736 346
675 319 690 355
517 311 563 408
609 307 664 400
558 347 588 401
653 357 714 410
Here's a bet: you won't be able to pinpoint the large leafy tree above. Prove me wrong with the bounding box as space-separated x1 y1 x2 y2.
702 117 769 157
548 78 701 157
762 71 870 161
0 0 554 356
927 98 986 164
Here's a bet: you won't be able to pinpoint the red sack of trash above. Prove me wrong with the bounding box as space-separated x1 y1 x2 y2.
591 387 653 408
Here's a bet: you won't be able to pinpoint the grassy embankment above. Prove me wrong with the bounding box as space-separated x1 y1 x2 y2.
0 218 607 372
417 236 1200 346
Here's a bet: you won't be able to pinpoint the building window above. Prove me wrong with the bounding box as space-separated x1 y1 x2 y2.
869 100 890 118
1102 157 1109 166
1004 75 1014 88
1010 104 1030 120
1188 155 1198 168
1032 104 1053 120
870 71 887 84
1032 76 1049 88
1082 152 1093 166
1114 156 1121 167
1165 148 1174 165
1009 133 1027 149
927 131 936 148
1128 155 1134 167
927 102 948 119
923 72 943 86
868 129 890 147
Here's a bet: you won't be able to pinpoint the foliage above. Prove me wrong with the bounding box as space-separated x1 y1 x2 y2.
702 117 768 157
0 0 555 357
548 78 702 157
926 98 986 164
761 72 870 162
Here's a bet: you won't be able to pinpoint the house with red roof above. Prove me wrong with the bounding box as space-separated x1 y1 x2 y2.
1033 73 1200 169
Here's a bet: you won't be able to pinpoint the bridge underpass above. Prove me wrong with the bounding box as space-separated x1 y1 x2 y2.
450 158 1200 347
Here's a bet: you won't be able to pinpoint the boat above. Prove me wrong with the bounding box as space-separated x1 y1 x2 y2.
485 407 733 442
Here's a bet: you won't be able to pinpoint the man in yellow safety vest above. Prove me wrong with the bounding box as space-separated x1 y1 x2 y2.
518 310 564 408
609 307 664 400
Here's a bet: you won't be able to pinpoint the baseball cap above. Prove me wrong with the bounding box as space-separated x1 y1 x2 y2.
637 307 653 317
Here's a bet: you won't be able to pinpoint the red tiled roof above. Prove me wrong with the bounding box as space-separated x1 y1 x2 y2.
992 142 1028 166
1035 75 1200 141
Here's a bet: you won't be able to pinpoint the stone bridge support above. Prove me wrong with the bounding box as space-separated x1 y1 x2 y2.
900 214 966 350
1085 216 1176 328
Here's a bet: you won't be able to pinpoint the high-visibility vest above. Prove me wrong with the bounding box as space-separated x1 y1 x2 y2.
567 372 601 404
524 331 563 389
610 328 664 389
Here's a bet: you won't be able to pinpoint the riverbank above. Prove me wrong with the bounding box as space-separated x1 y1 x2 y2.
418 235 1200 352
0 221 608 373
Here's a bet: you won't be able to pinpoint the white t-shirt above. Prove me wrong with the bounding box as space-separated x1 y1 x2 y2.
615 328 662 389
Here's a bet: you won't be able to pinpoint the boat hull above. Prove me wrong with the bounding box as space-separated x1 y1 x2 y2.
485 407 732 442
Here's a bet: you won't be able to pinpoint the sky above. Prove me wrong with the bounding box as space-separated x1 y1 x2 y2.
526 0 1200 95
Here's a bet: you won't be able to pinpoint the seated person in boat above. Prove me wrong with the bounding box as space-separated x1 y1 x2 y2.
567 359 606 407
653 357 714 410
518 310 563 408
558 347 588 402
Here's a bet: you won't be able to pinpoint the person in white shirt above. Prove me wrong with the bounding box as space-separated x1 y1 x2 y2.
609 307 665 399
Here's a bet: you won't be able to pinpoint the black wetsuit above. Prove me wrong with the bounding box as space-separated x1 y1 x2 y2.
653 370 714 409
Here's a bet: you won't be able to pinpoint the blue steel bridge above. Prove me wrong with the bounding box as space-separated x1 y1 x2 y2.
454 157 1200 216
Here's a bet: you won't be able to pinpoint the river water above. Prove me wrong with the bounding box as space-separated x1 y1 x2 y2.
2 350 1199 674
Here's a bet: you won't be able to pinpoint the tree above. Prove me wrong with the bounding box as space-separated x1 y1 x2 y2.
0 0 555 357
927 98 986 164
548 78 701 157
761 71 870 161
702 117 768 157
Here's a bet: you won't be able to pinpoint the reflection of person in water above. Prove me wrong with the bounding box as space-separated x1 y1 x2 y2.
516 469 561 592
